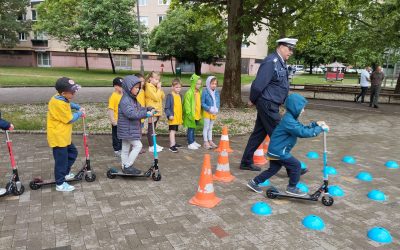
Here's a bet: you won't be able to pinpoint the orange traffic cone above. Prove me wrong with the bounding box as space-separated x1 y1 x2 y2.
263 135 270 153
189 154 222 208
213 149 235 183
253 143 267 166
215 126 233 153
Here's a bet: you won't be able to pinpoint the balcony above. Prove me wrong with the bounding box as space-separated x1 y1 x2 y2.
31 39 48 47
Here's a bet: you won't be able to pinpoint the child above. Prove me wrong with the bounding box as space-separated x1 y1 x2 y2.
144 71 165 153
108 77 123 157
247 93 329 196
135 73 147 154
0 111 14 196
164 79 183 153
118 75 154 175
183 74 202 150
201 76 220 149
47 77 85 192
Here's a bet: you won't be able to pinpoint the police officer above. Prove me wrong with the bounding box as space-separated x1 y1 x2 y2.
240 38 297 171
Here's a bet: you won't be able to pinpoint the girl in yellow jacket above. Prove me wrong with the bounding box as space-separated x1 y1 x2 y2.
145 71 165 152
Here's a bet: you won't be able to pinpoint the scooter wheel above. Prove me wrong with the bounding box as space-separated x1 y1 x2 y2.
152 173 162 181
85 173 96 182
13 185 25 196
29 180 41 190
266 188 278 199
322 196 334 206
107 169 116 179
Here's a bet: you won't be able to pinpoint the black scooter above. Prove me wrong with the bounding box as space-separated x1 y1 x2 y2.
29 115 96 190
266 130 334 206
0 130 25 197
106 116 161 181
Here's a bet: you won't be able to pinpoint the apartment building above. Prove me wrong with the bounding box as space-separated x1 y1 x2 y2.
0 0 269 75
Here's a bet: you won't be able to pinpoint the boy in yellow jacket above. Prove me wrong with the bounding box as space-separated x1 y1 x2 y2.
47 77 85 192
164 79 183 153
144 71 165 153
108 77 123 157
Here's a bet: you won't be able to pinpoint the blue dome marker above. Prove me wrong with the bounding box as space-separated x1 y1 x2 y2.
367 190 386 202
300 161 307 170
356 172 373 182
306 152 319 159
258 179 270 187
323 166 338 176
328 186 345 197
251 202 272 216
296 182 309 193
302 215 325 231
367 227 392 244
342 155 356 164
385 161 399 169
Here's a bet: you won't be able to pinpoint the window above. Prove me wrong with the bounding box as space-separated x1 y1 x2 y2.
158 15 166 24
37 52 51 67
138 0 147 6
17 14 26 21
114 55 131 69
139 16 149 27
34 31 47 40
31 10 37 21
158 0 170 5
19 33 27 41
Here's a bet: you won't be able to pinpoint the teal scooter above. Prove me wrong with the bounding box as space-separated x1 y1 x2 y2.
266 130 334 206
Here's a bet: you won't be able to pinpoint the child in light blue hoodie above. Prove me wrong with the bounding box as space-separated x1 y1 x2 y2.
247 93 329 196
201 76 220 149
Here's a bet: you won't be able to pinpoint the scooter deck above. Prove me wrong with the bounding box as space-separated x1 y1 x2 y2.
268 189 317 201
108 170 150 178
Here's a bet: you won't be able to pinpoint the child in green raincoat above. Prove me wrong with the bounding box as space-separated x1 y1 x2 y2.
183 74 202 150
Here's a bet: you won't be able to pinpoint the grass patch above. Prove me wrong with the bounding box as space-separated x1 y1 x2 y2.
0 67 256 87
291 73 358 85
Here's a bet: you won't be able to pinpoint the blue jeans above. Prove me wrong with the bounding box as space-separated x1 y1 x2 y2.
53 144 78 185
187 120 199 144
254 156 301 188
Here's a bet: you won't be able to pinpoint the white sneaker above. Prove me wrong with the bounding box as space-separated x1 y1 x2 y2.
156 144 164 150
114 150 121 157
65 173 75 181
56 182 75 192
188 143 198 150
0 188 6 196
149 146 162 153
193 142 201 147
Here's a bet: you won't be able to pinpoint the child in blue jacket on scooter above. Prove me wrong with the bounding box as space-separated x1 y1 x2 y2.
0 111 14 196
247 93 329 196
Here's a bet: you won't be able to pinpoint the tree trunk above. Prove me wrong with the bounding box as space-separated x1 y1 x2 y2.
170 58 175 75
221 0 244 108
194 59 202 76
107 48 116 74
309 62 313 75
84 48 89 71
395 71 400 94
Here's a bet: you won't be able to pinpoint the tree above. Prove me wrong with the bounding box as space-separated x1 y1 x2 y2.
79 0 143 74
36 0 92 70
0 0 31 48
149 6 226 76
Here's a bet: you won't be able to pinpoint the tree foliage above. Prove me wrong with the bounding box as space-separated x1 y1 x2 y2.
149 6 226 75
0 0 31 48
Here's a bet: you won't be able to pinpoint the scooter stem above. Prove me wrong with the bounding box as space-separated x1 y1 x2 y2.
5 131 16 169
151 116 158 160
322 131 328 180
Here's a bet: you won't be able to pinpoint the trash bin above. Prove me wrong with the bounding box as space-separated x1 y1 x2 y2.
176 67 181 77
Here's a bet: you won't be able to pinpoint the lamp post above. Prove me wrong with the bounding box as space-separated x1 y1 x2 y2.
136 0 144 75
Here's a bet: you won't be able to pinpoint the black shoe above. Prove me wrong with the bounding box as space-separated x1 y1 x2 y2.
174 144 183 148
240 163 261 171
169 146 178 153
369 103 372 107
122 166 141 175
374 105 379 109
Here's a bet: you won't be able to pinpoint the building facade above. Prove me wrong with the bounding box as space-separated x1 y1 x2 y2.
0 0 269 75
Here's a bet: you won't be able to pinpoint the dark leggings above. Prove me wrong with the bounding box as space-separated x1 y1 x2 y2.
147 116 159 146
254 156 301 188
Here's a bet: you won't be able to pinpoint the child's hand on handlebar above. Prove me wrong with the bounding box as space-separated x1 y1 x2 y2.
321 124 329 132
8 124 14 131
316 121 326 126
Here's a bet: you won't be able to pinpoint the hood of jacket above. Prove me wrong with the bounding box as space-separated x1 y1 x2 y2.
205 76 216 93
122 75 142 99
285 93 307 119
190 73 201 92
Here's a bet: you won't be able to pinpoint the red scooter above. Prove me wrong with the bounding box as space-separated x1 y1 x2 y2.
29 115 96 190
1 130 25 197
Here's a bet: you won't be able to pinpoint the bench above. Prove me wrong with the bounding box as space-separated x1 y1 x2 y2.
290 84 400 104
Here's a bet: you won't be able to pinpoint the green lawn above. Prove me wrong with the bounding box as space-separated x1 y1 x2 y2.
0 67 256 87
291 73 359 85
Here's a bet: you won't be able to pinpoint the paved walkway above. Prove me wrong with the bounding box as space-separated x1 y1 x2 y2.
0 106 399 249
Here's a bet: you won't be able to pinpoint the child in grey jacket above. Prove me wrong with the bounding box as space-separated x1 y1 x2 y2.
117 75 154 175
